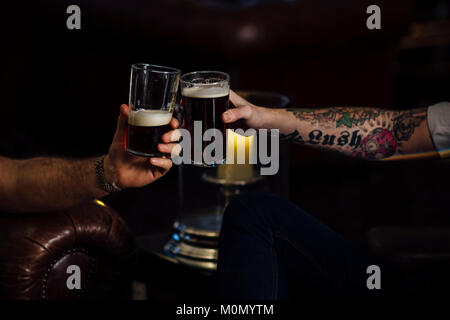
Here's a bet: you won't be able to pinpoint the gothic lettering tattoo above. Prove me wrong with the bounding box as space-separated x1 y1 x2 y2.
281 129 363 149
282 127 396 160
280 130 305 145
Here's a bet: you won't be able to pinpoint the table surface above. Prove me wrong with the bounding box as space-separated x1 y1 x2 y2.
136 232 217 300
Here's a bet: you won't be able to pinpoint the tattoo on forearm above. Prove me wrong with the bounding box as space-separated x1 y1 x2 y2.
282 107 427 160
392 109 426 142
281 129 363 148
286 107 382 129
281 127 396 159
351 128 397 159
280 130 306 145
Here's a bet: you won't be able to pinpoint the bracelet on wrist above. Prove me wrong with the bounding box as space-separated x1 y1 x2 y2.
94 155 121 193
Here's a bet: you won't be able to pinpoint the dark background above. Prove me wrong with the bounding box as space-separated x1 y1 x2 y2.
1 0 449 248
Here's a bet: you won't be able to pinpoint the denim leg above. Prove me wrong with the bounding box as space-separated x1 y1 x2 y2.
217 192 379 299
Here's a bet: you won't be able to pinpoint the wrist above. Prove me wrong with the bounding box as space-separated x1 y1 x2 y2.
103 154 122 190
257 106 277 129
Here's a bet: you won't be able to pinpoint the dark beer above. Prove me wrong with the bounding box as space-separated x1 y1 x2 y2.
182 87 229 165
127 109 172 157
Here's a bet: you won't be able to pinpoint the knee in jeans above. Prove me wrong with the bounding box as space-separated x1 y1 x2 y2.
223 192 282 228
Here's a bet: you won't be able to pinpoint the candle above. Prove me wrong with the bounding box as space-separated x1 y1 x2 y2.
217 129 255 181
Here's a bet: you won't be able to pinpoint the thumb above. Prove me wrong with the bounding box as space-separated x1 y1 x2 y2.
229 90 252 108
113 104 130 144
222 104 252 123
222 90 254 123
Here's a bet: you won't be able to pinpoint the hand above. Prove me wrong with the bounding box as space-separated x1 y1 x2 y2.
221 90 268 130
160 120 183 159
104 104 180 189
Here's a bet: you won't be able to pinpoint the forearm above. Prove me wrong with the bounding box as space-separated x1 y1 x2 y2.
0 104 176 213
261 106 434 160
2 156 108 212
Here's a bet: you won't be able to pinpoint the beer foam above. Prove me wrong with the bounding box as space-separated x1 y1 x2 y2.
182 86 229 99
128 109 172 127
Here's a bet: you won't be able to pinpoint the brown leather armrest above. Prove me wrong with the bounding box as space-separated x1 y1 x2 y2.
0 200 137 300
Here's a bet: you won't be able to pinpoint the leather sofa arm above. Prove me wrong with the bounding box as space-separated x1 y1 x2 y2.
0 200 137 299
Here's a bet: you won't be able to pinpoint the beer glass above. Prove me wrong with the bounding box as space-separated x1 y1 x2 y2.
127 63 180 157
181 71 230 167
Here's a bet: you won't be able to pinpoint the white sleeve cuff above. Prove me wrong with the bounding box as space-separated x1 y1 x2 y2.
427 102 450 152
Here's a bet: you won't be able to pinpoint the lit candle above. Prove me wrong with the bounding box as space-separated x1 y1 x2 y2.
217 129 255 181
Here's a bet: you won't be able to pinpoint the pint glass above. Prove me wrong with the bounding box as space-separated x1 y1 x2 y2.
181 71 230 166
127 64 180 157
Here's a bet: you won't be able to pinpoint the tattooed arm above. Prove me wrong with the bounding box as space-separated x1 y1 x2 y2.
222 91 437 160
277 107 434 159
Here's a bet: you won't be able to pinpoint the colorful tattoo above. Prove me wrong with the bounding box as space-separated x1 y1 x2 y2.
283 107 427 160
335 108 381 128
286 107 382 129
352 128 397 160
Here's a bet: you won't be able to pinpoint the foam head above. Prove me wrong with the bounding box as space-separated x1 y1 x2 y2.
181 86 229 99
128 109 172 127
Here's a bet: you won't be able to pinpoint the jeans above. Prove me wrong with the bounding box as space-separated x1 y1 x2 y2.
217 193 382 299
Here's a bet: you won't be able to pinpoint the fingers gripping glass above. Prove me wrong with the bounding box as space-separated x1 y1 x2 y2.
127 64 181 157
